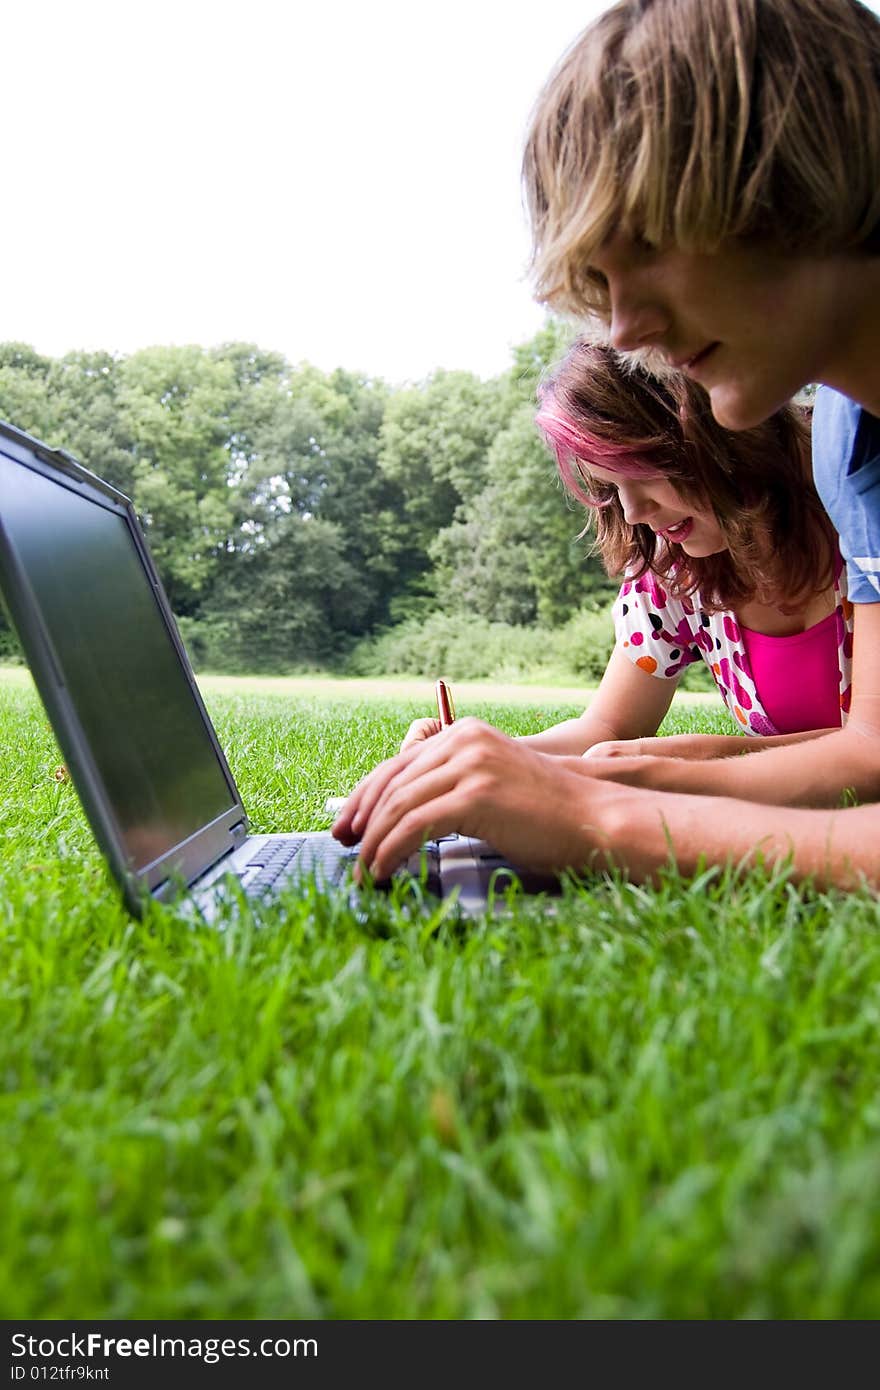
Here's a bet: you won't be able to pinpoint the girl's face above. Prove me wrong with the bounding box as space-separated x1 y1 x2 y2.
586 462 728 557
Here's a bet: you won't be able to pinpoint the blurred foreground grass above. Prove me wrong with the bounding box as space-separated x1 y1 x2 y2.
1 668 878 1318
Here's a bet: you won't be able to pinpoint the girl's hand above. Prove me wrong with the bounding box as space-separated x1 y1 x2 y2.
400 717 442 751
585 733 759 761
583 737 645 759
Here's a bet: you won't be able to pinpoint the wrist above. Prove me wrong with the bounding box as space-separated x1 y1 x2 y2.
567 766 646 872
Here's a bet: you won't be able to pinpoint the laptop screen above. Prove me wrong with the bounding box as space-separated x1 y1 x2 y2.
0 454 236 870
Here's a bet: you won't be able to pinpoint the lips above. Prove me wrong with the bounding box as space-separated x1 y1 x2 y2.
658 517 694 544
680 343 719 377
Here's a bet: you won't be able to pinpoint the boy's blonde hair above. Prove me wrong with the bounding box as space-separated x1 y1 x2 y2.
523 0 880 318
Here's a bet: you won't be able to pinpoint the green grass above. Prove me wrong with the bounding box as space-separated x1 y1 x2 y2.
2 670 880 1319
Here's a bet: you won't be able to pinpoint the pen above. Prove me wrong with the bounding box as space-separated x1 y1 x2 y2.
435 677 455 729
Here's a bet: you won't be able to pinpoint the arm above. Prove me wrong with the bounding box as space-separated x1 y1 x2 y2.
517 645 679 755
587 725 836 761
401 576 685 757
588 780 880 892
583 602 880 806
331 716 880 891
399 644 678 756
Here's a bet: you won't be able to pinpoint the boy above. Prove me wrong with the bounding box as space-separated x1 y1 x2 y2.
333 0 880 890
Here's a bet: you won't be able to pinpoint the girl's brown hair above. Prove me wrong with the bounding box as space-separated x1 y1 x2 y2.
536 340 837 611
523 0 880 319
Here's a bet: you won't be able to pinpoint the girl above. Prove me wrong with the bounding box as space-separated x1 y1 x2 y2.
403 341 852 761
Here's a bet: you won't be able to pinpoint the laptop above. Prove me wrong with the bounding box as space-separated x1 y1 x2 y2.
0 419 565 920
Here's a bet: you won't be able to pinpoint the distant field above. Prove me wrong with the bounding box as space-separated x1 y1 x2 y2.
0 662 719 707
197 670 716 707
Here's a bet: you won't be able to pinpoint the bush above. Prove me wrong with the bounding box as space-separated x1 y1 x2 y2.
174 614 346 676
0 615 23 663
178 600 717 691
346 605 617 684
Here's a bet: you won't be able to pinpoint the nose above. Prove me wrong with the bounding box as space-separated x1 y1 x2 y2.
617 480 660 527
607 278 670 353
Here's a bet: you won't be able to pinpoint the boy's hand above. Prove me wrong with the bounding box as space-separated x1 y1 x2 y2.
331 716 615 882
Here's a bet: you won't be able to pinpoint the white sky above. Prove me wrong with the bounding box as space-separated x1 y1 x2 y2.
11 1 878 387
3 1 613 386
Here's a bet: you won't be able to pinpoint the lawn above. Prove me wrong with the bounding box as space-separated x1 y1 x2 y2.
1 667 879 1319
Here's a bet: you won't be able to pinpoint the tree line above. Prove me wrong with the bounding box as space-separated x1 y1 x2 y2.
0 325 616 673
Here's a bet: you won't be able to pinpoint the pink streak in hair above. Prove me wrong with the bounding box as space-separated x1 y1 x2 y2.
534 400 664 509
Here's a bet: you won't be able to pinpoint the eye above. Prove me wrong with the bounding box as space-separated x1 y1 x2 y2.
632 232 657 254
578 265 611 317
578 470 618 507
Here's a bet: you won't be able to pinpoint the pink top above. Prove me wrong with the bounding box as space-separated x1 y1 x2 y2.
613 556 853 737
740 612 841 734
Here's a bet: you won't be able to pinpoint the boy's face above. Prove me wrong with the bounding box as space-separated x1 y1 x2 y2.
587 235 845 429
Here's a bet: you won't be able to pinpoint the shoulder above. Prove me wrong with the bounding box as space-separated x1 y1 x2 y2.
812 388 880 603
614 572 692 629
811 385 864 452
812 387 880 492
613 574 708 676
812 388 856 504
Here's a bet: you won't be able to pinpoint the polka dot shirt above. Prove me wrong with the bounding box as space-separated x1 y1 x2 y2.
612 563 853 736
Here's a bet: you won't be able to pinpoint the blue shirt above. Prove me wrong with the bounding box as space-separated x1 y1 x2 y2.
812 386 880 603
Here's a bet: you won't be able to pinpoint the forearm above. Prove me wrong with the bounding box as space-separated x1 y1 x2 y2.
519 713 621 756
587 779 879 891
519 649 679 758
636 727 836 761
591 724 880 807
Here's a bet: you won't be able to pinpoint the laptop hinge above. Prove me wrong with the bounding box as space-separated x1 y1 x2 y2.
229 820 247 842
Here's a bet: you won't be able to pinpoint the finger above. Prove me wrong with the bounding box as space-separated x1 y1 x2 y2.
348 743 429 837
356 753 466 875
359 788 464 884
399 718 441 751
337 719 487 844
331 751 411 843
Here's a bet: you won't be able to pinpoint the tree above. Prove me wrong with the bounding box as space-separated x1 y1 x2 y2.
0 343 60 440
194 513 362 671
48 351 138 494
377 369 513 613
505 317 577 406
212 356 397 640
117 347 239 613
310 368 401 634
431 401 615 627
0 322 611 674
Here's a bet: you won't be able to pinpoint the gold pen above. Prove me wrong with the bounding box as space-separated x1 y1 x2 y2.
435 677 456 729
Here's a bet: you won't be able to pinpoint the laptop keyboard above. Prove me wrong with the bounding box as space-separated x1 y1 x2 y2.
242 834 355 897
241 835 445 901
